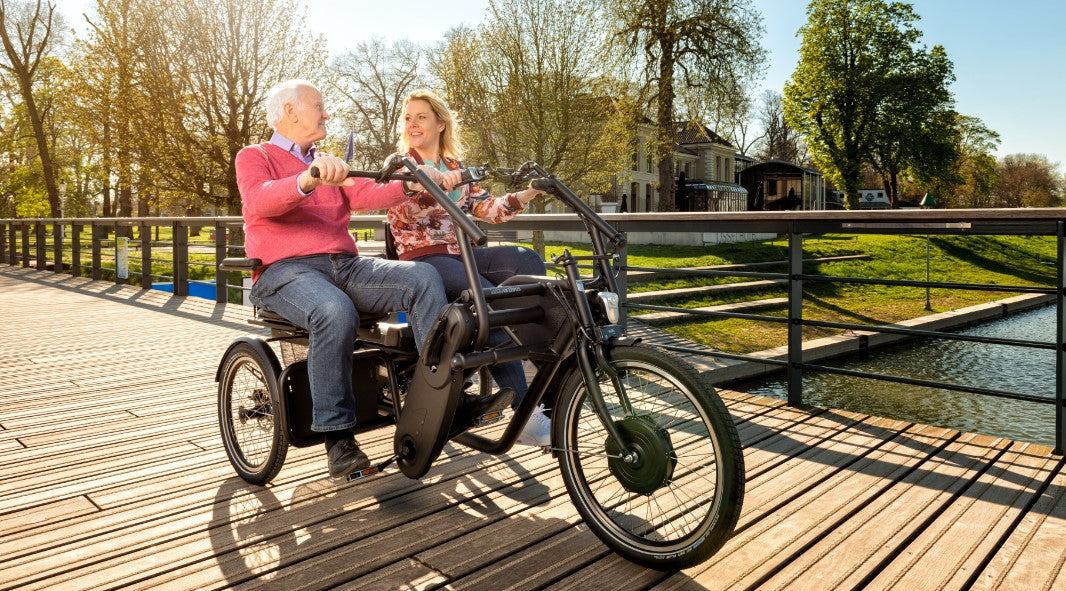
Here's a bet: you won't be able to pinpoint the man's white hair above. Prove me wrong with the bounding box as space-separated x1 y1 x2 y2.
265 79 316 129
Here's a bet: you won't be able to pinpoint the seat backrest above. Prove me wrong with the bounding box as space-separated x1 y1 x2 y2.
383 220 399 261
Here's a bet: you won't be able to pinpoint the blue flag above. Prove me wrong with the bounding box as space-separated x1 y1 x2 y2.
345 131 354 163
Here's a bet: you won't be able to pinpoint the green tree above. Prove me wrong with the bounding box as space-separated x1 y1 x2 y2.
435 0 636 256
785 0 933 209
79 0 144 219
0 0 63 217
130 0 325 216
606 0 764 211
436 0 633 198
929 114 999 208
869 44 956 207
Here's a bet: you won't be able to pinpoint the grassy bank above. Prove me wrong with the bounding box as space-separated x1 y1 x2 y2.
538 234 1057 354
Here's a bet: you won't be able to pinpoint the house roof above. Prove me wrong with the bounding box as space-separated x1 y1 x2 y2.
740 159 822 178
675 121 733 148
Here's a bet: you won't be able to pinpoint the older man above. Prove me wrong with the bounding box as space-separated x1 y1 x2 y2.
235 79 507 479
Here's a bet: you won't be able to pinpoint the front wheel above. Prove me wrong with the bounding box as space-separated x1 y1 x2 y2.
554 344 744 570
218 341 288 484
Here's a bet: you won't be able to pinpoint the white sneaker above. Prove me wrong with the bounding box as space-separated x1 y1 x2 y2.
517 404 551 447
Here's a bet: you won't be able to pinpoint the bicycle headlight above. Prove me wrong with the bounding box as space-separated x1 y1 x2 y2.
596 291 620 324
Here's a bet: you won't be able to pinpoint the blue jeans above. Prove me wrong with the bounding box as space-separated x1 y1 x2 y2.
418 246 546 406
249 254 446 432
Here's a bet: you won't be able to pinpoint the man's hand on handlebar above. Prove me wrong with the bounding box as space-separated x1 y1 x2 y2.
300 153 355 191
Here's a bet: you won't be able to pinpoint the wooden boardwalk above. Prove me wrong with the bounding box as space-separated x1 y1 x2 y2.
1 265 1064 591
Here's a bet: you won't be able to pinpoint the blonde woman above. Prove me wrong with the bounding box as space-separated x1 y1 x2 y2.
387 89 550 446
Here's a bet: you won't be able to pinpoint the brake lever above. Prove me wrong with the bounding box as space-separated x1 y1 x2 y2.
378 153 407 183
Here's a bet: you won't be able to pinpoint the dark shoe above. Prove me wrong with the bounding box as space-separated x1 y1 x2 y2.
456 387 514 425
326 438 370 479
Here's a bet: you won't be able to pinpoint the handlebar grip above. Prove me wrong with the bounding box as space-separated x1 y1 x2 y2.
529 178 554 192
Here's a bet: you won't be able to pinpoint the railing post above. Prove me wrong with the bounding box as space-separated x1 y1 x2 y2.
20 223 30 267
617 232 628 330
140 221 152 289
35 222 46 271
53 220 64 273
0 221 6 263
71 223 82 277
91 223 102 280
787 224 804 406
214 220 228 303
7 222 16 264
173 221 188 297
1056 221 1065 455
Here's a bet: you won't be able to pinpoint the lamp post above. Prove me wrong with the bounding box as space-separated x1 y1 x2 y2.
920 191 937 310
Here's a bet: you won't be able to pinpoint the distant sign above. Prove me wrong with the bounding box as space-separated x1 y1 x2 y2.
116 237 129 279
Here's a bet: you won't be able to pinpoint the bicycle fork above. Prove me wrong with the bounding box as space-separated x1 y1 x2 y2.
558 249 635 450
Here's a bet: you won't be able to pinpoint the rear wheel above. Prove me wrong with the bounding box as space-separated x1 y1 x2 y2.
218 341 287 484
554 344 744 570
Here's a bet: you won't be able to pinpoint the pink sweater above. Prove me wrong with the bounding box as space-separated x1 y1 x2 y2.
236 143 410 279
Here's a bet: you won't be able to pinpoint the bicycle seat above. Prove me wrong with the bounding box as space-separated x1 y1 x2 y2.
252 308 412 348
219 257 262 272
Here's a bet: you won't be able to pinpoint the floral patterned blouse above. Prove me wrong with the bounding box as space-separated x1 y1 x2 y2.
386 150 527 261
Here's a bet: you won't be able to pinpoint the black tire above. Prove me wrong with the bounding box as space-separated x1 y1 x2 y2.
218 341 287 484
554 344 744 570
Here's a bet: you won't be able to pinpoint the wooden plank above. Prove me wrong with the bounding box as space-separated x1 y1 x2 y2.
742 432 1013 590
653 420 956 590
0 496 99 538
8 449 552 590
866 440 1062 590
973 460 1066 590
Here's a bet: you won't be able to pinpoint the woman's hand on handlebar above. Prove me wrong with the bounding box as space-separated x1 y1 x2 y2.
401 166 461 195
516 186 545 205
300 153 355 191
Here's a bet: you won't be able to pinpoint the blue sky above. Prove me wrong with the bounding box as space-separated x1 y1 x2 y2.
61 0 1064 169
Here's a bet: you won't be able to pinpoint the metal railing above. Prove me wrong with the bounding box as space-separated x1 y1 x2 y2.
2 209 1064 452
0 216 387 302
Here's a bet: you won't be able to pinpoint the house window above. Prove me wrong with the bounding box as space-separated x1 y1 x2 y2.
632 150 639 172
646 183 653 211
716 156 722 181
767 179 778 196
647 154 653 173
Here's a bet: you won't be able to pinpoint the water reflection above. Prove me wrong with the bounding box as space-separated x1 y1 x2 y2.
739 305 1058 447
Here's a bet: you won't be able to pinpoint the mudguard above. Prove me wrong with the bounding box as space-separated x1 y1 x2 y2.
394 303 474 478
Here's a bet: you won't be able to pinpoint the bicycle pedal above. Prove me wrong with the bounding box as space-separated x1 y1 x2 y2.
472 409 506 427
345 454 398 482
345 465 382 481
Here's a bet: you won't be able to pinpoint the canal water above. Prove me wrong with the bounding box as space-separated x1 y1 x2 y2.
738 305 1059 448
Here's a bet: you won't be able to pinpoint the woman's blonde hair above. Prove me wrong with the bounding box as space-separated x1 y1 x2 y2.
397 89 466 161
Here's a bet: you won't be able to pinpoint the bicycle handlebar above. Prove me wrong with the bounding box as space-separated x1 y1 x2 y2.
309 158 488 246
308 164 486 187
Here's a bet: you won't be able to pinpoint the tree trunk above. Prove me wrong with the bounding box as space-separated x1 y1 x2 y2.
531 199 545 259
655 37 676 212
